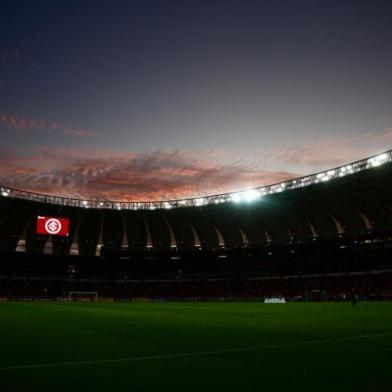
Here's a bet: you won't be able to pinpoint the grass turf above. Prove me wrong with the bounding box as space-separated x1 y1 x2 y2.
0 301 391 391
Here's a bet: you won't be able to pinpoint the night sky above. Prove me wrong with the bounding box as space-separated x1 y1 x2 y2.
1 0 391 201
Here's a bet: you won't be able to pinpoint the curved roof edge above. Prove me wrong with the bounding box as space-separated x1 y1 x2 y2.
1 149 391 210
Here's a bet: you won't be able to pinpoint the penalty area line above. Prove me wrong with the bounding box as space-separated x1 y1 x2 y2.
1 331 392 371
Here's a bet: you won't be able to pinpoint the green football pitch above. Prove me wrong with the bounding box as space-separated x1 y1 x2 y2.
0 302 391 391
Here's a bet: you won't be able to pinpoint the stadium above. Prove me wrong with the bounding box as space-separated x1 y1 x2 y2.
2 2 392 391
1 150 392 391
1 150 392 299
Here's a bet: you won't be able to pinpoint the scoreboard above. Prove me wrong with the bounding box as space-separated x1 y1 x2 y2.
36 216 70 237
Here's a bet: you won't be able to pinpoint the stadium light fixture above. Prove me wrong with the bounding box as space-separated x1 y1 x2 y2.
1 189 10 197
367 153 388 168
195 198 206 206
230 189 262 203
230 192 243 203
243 189 261 202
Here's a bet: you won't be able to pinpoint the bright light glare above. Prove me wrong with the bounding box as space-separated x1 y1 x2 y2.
243 189 261 202
1 189 10 197
231 190 261 203
195 198 206 206
231 193 242 203
368 153 389 167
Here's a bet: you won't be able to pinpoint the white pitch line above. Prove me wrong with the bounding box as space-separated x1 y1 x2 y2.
1 332 391 371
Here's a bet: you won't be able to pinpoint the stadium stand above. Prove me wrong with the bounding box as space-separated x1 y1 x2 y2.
1 151 392 300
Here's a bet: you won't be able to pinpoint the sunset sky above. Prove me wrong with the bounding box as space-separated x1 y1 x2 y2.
1 0 391 201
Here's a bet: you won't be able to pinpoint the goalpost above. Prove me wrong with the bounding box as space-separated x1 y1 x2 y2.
69 291 98 302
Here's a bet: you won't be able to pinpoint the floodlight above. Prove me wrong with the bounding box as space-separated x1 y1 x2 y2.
368 153 389 167
243 189 261 202
230 193 242 203
1 189 10 197
195 198 205 206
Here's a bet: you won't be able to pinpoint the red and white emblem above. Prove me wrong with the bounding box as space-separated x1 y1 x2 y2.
36 216 70 237
44 218 62 235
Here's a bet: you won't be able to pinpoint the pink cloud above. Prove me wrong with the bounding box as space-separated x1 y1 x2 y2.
0 112 96 138
0 147 297 201
0 128 391 201
260 129 392 171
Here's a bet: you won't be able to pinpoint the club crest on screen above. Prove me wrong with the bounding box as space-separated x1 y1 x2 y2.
44 218 62 235
36 216 70 237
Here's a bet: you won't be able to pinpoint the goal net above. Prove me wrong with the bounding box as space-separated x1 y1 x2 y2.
69 291 98 302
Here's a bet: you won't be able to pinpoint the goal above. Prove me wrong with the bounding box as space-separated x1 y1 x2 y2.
69 291 98 302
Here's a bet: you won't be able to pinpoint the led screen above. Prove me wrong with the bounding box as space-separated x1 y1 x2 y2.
36 216 70 237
